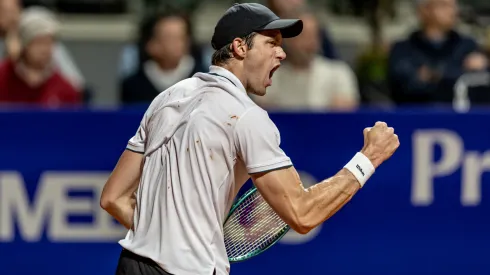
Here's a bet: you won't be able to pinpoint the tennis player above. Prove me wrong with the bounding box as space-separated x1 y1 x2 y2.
100 3 399 275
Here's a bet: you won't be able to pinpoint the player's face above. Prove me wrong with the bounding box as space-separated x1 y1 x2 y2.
23 35 55 69
243 30 285 96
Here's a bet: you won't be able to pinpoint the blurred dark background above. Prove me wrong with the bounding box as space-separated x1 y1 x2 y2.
2 0 490 110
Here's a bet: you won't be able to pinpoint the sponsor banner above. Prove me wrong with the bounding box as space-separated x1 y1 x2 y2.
0 109 489 275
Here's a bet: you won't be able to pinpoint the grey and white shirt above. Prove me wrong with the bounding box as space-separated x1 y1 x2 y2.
119 65 292 275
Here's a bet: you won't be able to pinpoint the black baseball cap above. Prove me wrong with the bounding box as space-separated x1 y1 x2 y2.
211 3 303 50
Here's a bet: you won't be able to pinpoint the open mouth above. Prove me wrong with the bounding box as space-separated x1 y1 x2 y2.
269 64 280 79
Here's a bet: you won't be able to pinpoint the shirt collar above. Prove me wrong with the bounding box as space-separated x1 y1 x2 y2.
208 65 246 93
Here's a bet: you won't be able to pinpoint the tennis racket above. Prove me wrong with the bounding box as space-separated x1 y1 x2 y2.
223 186 290 262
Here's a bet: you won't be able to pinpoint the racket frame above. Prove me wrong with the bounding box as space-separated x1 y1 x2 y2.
224 186 291 263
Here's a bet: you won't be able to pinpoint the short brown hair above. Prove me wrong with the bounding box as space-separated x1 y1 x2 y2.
211 32 257 66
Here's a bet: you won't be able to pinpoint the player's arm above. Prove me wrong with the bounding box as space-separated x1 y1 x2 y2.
252 123 398 234
235 107 399 235
100 113 148 229
252 163 362 234
100 149 143 229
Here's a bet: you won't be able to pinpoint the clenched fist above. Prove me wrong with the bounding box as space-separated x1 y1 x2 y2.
360 121 400 168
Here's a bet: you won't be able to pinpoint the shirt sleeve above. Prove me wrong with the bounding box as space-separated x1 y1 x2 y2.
234 107 292 174
127 112 148 154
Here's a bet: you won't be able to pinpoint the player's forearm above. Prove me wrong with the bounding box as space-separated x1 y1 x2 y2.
295 169 360 233
102 196 135 230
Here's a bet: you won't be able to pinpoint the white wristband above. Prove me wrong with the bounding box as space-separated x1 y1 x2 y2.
344 152 375 188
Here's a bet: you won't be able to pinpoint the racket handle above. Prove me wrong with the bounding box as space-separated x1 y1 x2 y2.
344 152 375 187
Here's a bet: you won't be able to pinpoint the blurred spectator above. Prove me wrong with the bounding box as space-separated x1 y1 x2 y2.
118 42 138 79
253 9 359 111
120 12 205 104
0 7 81 107
0 0 21 54
0 1 85 91
387 0 488 105
117 11 206 80
267 0 339 60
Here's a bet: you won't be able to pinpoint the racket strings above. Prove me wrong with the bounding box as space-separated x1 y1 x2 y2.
224 191 288 260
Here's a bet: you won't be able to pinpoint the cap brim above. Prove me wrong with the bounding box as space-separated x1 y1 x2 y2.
258 19 303 38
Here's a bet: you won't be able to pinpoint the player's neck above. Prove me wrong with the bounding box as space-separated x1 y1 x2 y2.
220 63 247 90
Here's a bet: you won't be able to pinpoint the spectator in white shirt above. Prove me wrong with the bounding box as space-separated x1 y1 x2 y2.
253 9 360 111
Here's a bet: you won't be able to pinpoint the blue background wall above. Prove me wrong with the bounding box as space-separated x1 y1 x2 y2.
1 108 489 275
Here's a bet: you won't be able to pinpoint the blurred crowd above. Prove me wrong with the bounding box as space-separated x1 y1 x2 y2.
0 0 489 110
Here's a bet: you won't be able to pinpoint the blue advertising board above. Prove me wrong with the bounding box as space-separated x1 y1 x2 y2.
0 108 489 275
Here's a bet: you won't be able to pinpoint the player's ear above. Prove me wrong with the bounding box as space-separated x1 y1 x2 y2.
231 38 247 59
